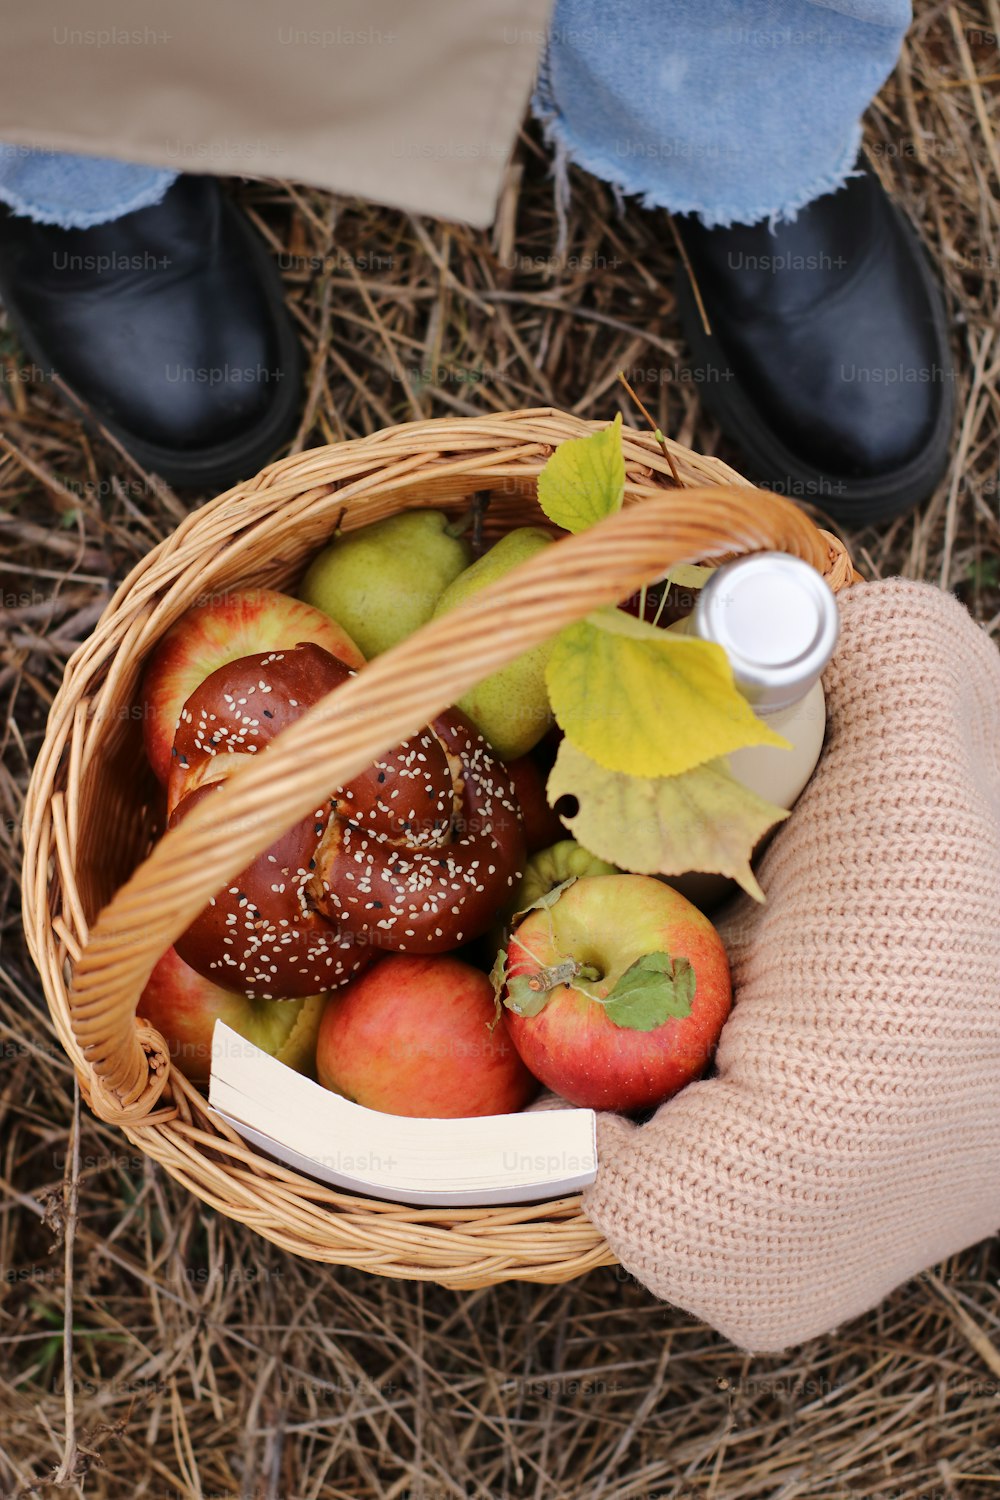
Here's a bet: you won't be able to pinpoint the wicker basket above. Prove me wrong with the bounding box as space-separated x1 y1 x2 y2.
22 408 859 1288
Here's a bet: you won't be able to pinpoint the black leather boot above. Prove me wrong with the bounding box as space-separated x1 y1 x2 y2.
0 176 303 489
674 162 954 525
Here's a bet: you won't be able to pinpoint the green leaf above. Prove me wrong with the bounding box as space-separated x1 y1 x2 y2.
537 414 625 533
504 972 554 1018
510 874 577 927
546 608 789 778
488 947 508 1030
547 738 790 901
603 952 696 1031
489 946 507 998
503 947 602 1018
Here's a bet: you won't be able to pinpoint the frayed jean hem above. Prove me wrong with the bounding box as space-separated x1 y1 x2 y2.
0 147 177 228
532 72 866 231
531 0 909 238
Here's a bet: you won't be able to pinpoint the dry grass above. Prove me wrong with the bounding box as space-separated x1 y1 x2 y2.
3 1 1000 1494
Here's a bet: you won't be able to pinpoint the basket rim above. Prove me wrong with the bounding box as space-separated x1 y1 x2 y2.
21 407 859 1286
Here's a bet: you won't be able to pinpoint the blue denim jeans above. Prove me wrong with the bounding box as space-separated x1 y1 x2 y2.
0 0 910 230
0 143 177 228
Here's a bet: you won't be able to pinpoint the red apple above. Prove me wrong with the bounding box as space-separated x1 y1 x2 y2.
503 874 731 1113
140 587 364 783
506 755 567 852
139 945 325 1085
316 954 538 1118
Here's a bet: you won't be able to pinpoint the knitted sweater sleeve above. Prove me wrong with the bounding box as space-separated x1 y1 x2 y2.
583 579 1000 1351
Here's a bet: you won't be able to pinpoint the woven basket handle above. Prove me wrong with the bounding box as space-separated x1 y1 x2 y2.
68 485 851 1120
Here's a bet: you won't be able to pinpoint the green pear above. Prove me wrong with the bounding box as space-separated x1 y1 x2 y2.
299 510 472 658
433 527 554 759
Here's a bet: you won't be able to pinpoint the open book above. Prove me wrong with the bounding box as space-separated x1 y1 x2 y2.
208 1022 598 1207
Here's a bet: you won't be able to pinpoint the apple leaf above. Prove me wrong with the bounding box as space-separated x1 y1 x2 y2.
547 738 790 901
545 607 789 778
488 947 508 1029
537 414 625 534
503 945 603 1018
603 952 695 1031
505 972 557 1019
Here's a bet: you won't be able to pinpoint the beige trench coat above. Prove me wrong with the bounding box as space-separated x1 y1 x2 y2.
0 0 552 228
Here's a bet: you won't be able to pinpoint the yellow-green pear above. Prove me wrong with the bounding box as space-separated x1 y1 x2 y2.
299 510 472 658
433 527 554 759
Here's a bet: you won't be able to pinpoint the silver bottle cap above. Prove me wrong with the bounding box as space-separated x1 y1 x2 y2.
692 552 840 713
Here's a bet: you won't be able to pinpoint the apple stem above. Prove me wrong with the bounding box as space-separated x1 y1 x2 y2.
525 957 602 991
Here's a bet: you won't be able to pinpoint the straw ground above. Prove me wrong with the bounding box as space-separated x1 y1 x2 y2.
2 2 1000 1494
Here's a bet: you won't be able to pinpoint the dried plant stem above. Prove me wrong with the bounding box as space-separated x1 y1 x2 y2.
52 1083 81 1486
616 371 682 485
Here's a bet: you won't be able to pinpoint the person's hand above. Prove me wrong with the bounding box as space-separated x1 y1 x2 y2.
585 580 1000 1350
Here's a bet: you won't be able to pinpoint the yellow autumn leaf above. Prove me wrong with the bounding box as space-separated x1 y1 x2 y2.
548 739 789 902
545 607 789 778
537 413 625 533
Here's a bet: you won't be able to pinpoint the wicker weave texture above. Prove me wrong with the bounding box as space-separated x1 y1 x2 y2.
21 409 858 1287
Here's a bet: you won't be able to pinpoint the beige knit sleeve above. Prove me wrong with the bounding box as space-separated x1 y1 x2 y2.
583 579 1000 1352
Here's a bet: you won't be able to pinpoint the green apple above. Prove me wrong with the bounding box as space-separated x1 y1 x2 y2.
433 527 554 759
513 840 618 917
299 511 472 658
487 839 617 960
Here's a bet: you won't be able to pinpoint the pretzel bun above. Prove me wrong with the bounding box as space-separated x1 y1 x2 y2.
169 645 370 998
310 707 525 953
167 642 524 998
